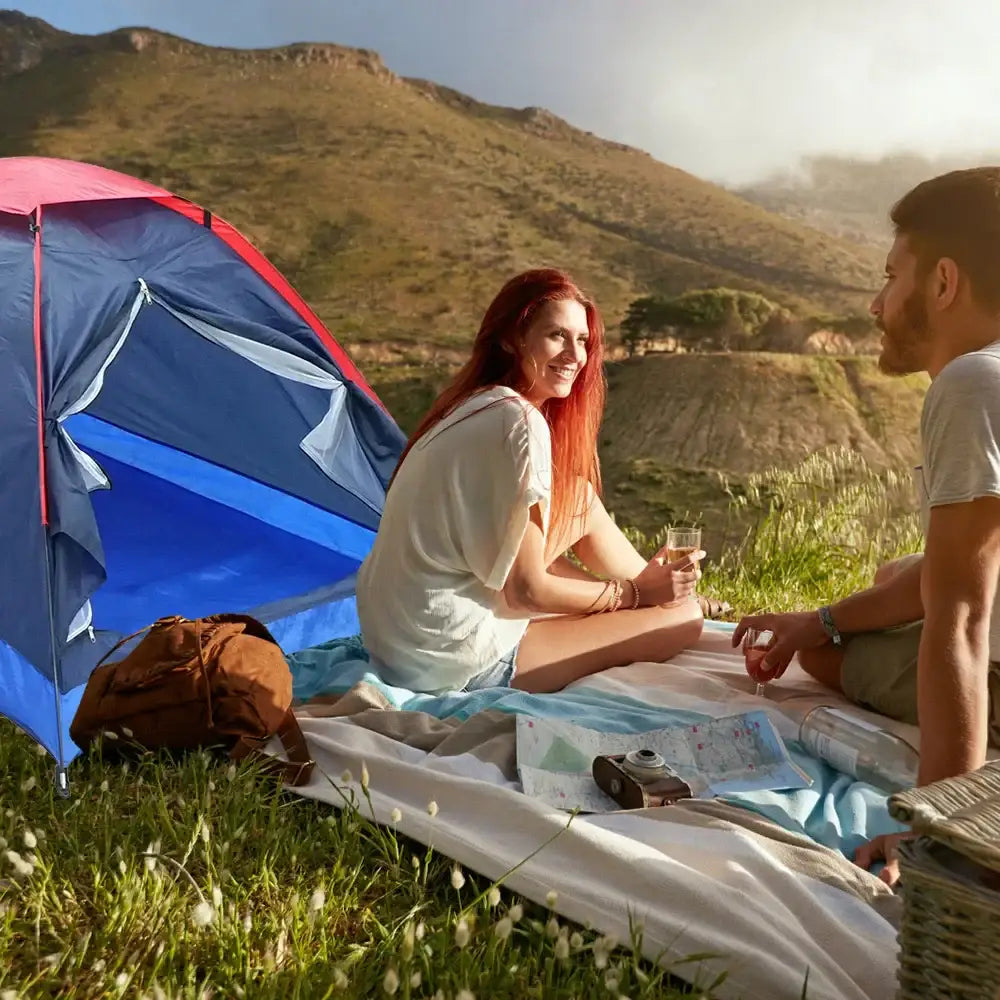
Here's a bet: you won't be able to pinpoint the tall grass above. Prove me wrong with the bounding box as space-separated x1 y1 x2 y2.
623 447 922 615
0 449 913 997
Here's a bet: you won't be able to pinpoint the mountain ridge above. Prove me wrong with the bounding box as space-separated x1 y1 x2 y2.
0 9 884 355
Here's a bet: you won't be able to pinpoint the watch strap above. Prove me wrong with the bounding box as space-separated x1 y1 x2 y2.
817 605 843 647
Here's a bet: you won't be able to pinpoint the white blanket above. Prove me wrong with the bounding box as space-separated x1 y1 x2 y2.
289 627 903 1000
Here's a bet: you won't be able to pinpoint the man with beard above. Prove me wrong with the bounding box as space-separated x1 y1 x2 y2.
734 167 1000 885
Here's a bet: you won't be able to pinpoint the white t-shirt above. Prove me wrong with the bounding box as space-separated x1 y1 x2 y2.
916 339 1000 659
356 385 552 692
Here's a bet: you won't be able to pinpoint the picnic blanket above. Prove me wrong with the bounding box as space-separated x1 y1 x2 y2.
283 623 909 1000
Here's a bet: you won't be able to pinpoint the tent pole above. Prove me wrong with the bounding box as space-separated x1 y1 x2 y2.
42 528 70 798
32 206 70 798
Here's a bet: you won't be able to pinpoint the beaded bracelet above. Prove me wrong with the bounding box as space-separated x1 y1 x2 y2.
627 578 640 610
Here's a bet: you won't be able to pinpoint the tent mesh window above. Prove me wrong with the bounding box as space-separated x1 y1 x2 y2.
888 761 1000 999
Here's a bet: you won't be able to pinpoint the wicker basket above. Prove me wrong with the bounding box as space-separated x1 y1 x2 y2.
888 761 1000 999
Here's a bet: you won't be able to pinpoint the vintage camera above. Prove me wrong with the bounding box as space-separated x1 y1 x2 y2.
592 749 693 810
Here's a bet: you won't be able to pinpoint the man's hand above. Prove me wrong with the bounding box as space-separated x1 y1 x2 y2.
731 610 829 678
854 832 915 887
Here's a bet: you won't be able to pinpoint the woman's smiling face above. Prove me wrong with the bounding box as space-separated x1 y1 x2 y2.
516 298 589 406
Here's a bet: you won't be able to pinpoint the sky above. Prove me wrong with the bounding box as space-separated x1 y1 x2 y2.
13 0 1000 184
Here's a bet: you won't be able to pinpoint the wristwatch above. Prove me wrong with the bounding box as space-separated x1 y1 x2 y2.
817 605 843 647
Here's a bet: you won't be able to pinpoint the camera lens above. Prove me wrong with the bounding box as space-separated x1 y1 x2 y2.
624 748 666 770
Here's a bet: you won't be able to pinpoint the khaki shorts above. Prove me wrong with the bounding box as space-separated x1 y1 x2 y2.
841 620 1000 748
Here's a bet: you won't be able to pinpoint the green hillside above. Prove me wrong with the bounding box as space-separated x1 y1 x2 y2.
0 11 883 356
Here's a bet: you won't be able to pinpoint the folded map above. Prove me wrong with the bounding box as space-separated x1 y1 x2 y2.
516 711 812 813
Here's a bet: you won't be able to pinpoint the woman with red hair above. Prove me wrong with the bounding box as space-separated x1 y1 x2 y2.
356 269 704 694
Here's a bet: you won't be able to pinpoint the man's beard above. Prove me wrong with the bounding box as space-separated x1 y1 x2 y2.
877 288 931 375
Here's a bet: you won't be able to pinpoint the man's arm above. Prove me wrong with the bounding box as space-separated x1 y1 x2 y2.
917 497 1000 785
828 554 924 634
733 554 924 668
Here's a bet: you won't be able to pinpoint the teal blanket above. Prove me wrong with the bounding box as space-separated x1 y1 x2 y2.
288 628 907 859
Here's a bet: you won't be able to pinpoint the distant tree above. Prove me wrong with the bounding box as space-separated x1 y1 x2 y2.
620 286 781 354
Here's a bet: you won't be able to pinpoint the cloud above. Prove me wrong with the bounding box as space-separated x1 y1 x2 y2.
20 0 1000 183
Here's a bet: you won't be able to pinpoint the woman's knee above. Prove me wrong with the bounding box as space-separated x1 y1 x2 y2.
653 598 704 644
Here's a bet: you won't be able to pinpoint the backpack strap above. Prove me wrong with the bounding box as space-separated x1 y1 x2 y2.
90 616 187 673
229 709 315 787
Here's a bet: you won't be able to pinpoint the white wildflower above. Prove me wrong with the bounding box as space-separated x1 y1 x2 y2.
382 967 399 995
176 795 186 808
423 943 433 958
5 849 33 877
600 933 619 953
22 830 37 850
508 902 523 923
434 991 445 1000
415 921 426 941
92 958 106 973
115 971 128 988
331 968 348 990
121 762 130 776
604 969 621 992
99 780 109 793
191 901 214 928
409 971 421 989
20 776 36 793
570 931 584 950
494 916 512 942
390 807 402 824
121 726 133 738
226 763 238 782
211 885 223 908
340 769 352 784
426 800 438 817
400 921 415 961
199 820 211 844
103 730 119 741
4 809 13 818
450 864 466 890
118 859 127 875
35 742 47 756
486 886 502 907
411 855 420 871
275 928 289 965
454 917 471 948
309 887 326 913
41 951 62 967
554 935 570 961
242 912 252 934
456 990 476 1000
546 889 558 908
545 917 560 939
593 947 609 970
207 781 215 792
360 763 370 790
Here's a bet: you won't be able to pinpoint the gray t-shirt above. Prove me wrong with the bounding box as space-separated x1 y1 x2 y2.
917 339 1000 659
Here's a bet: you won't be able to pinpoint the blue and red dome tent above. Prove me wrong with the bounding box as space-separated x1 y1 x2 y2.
0 157 405 786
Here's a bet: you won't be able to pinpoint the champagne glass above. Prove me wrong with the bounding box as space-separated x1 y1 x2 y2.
665 526 701 565
742 627 776 697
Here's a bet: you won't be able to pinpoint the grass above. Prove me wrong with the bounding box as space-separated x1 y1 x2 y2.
0 448 915 998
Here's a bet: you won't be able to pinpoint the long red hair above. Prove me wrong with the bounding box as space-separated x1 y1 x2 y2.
393 268 606 549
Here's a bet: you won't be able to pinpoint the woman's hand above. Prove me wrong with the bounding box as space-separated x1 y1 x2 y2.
633 547 705 607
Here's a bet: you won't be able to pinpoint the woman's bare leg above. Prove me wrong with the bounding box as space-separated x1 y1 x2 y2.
512 598 704 693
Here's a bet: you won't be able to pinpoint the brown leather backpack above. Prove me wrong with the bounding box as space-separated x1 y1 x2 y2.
70 614 314 786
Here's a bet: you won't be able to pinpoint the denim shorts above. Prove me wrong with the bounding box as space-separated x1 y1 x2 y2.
462 642 519 692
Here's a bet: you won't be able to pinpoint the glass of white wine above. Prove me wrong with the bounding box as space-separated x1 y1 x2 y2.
666 526 701 565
